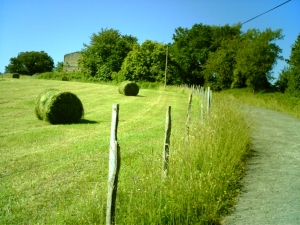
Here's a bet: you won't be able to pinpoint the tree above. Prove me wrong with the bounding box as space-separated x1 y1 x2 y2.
5 51 54 75
55 61 64 72
117 40 174 83
234 28 283 91
202 38 241 90
79 28 137 81
171 23 241 85
278 33 300 96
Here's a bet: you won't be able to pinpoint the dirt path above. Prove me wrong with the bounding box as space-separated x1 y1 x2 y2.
222 107 300 225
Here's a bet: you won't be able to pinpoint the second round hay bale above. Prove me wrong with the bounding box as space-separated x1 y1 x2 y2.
35 89 84 124
118 81 139 96
12 73 20 79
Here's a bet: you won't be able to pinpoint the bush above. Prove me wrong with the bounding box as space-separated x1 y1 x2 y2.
35 89 84 124
118 81 139 96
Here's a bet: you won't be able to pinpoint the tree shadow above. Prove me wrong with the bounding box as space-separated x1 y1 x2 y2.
136 95 145 97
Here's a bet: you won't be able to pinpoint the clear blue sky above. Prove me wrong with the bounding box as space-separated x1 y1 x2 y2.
1 0 299 80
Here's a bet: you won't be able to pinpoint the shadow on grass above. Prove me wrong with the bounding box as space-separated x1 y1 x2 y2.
77 119 99 124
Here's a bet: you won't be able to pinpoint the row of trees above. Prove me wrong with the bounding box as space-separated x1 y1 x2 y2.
79 25 286 92
4 24 299 95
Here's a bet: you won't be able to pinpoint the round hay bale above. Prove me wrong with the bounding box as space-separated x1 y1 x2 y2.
35 89 84 124
12 73 20 79
118 81 139 96
62 76 69 81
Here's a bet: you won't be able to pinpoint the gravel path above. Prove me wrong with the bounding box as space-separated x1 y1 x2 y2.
222 107 300 225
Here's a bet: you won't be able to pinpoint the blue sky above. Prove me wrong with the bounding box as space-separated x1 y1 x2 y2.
1 0 299 79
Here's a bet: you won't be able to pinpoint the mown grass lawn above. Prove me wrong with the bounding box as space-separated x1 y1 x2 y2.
0 76 250 224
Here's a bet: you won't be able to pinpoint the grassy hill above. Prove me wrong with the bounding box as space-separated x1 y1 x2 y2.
0 77 250 224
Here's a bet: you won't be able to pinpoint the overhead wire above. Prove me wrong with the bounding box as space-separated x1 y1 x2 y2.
241 0 291 25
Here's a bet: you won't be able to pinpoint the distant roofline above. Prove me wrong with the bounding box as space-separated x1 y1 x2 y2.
64 51 81 56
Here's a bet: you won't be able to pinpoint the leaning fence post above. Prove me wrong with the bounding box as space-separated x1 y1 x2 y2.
186 91 193 143
106 104 121 225
162 106 171 180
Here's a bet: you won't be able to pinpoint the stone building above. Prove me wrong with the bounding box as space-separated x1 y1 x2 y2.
63 51 81 72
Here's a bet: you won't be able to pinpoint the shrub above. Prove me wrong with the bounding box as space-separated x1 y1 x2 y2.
118 81 139 96
12 73 20 79
35 89 84 124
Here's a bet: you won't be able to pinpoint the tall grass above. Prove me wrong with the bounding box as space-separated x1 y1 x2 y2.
223 88 300 118
0 78 250 224
112 95 250 224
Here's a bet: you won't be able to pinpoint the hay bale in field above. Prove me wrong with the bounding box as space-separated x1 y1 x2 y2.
62 76 69 81
118 81 139 96
35 89 84 124
12 73 20 79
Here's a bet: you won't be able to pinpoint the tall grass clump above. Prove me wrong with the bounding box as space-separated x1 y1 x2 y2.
112 95 251 224
35 89 84 124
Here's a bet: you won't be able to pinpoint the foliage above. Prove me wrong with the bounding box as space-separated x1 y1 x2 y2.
234 29 283 91
35 89 84 124
171 23 242 85
118 81 139 96
79 28 137 81
55 61 64 72
117 40 173 83
277 33 300 96
5 51 54 75
202 28 283 91
202 38 241 90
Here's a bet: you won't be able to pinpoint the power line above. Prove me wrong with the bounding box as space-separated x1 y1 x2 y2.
242 0 291 25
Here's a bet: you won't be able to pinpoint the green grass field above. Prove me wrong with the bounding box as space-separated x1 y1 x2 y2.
0 76 250 224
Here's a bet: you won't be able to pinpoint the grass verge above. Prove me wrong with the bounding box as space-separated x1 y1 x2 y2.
223 88 300 118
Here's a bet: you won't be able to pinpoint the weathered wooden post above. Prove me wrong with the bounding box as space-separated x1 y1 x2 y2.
200 87 204 124
106 104 121 225
207 87 211 115
162 106 171 180
186 91 193 142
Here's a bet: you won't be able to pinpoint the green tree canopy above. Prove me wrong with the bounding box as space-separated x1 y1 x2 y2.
79 28 137 81
171 23 241 85
234 28 283 91
202 37 241 90
55 61 64 72
277 33 300 96
5 51 54 75
202 28 283 91
117 40 174 83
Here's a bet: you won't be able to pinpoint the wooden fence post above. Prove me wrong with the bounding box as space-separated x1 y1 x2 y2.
207 87 211 115
162 106 171 180
186 91 193 142
200 87 204 124
106 104 121 225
